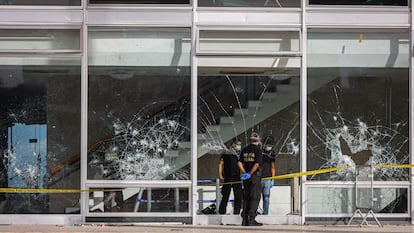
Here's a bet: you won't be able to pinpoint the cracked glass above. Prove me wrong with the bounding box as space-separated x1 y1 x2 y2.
306 29 409 215
0 57 81 214
87 28 191 182
307 29 409 182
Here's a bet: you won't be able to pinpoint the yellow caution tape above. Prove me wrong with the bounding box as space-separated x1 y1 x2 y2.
0 188 85 193
217 164 413 186
0 188 122 194
0 164 412 192
262 166 351 181
374 164 414 169
207 166 353 186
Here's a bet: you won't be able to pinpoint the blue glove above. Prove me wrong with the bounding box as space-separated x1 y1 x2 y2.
270 180 274 188
241 172 251 181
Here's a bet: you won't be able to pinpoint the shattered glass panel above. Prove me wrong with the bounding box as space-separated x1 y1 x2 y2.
197 57 300 215
88 187 189 213
0 57 81 213
307 30 409 181
87 28 191 181
307 187 407 214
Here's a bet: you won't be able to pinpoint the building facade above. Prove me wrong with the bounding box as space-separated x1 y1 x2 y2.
0 0 412 226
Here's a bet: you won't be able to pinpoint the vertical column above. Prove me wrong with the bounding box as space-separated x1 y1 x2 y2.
147 188 152 212
215 178 220 215
175 187 180 212
191 58 198 223
300 0 307 226
191 0 199 225
80 0 88 223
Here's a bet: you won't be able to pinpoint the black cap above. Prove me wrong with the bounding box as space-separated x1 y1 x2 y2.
231 137 240 144
250 132 260 142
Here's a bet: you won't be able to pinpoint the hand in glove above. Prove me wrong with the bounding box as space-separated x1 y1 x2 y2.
241 172 251 181
270 180 274 188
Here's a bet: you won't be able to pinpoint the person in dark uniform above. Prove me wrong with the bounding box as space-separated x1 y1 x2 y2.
218 137 243 215
238 132 263 226
260 136 276 215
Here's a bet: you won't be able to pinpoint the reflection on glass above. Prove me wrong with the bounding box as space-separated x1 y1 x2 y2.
308 0 407 6
0 0 80 5
197 57 300 215
198 0 300 7
0 29 80 51
0 57 81 213
198 30 300 53
307 187 407 214
87 28 191 181
306 30 409 181
89 187 189 213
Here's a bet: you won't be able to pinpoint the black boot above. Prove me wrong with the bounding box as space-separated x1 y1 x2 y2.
241 215 248 226
247 217 263 226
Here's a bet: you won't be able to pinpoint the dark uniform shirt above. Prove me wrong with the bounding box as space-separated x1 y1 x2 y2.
261 150 276 178
220 153 240 182
239 144 262 176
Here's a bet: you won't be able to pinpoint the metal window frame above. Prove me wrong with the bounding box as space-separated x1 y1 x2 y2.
0 0 411 225
0 26 82 55
300 0 307 226
0 40 83 225
303 25 412 223
194 19 303 224
85 180 192 218
82 25 193 220
302 0 412 223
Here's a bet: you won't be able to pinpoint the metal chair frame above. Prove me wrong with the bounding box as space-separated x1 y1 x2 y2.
347 165 382 227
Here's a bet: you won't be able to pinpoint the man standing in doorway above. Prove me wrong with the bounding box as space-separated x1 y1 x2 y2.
260 135 276 215
218 137 243 215
238 132 263 226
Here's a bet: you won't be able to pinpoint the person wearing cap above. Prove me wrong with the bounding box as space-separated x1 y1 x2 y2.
218 137 243 215
260 135 276 215
237 132 263 226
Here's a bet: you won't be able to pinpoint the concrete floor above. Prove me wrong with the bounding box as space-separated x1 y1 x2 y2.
0 224 413 233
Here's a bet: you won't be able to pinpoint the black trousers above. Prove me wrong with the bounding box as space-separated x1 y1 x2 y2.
241 175 261 218
218 182 243 214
